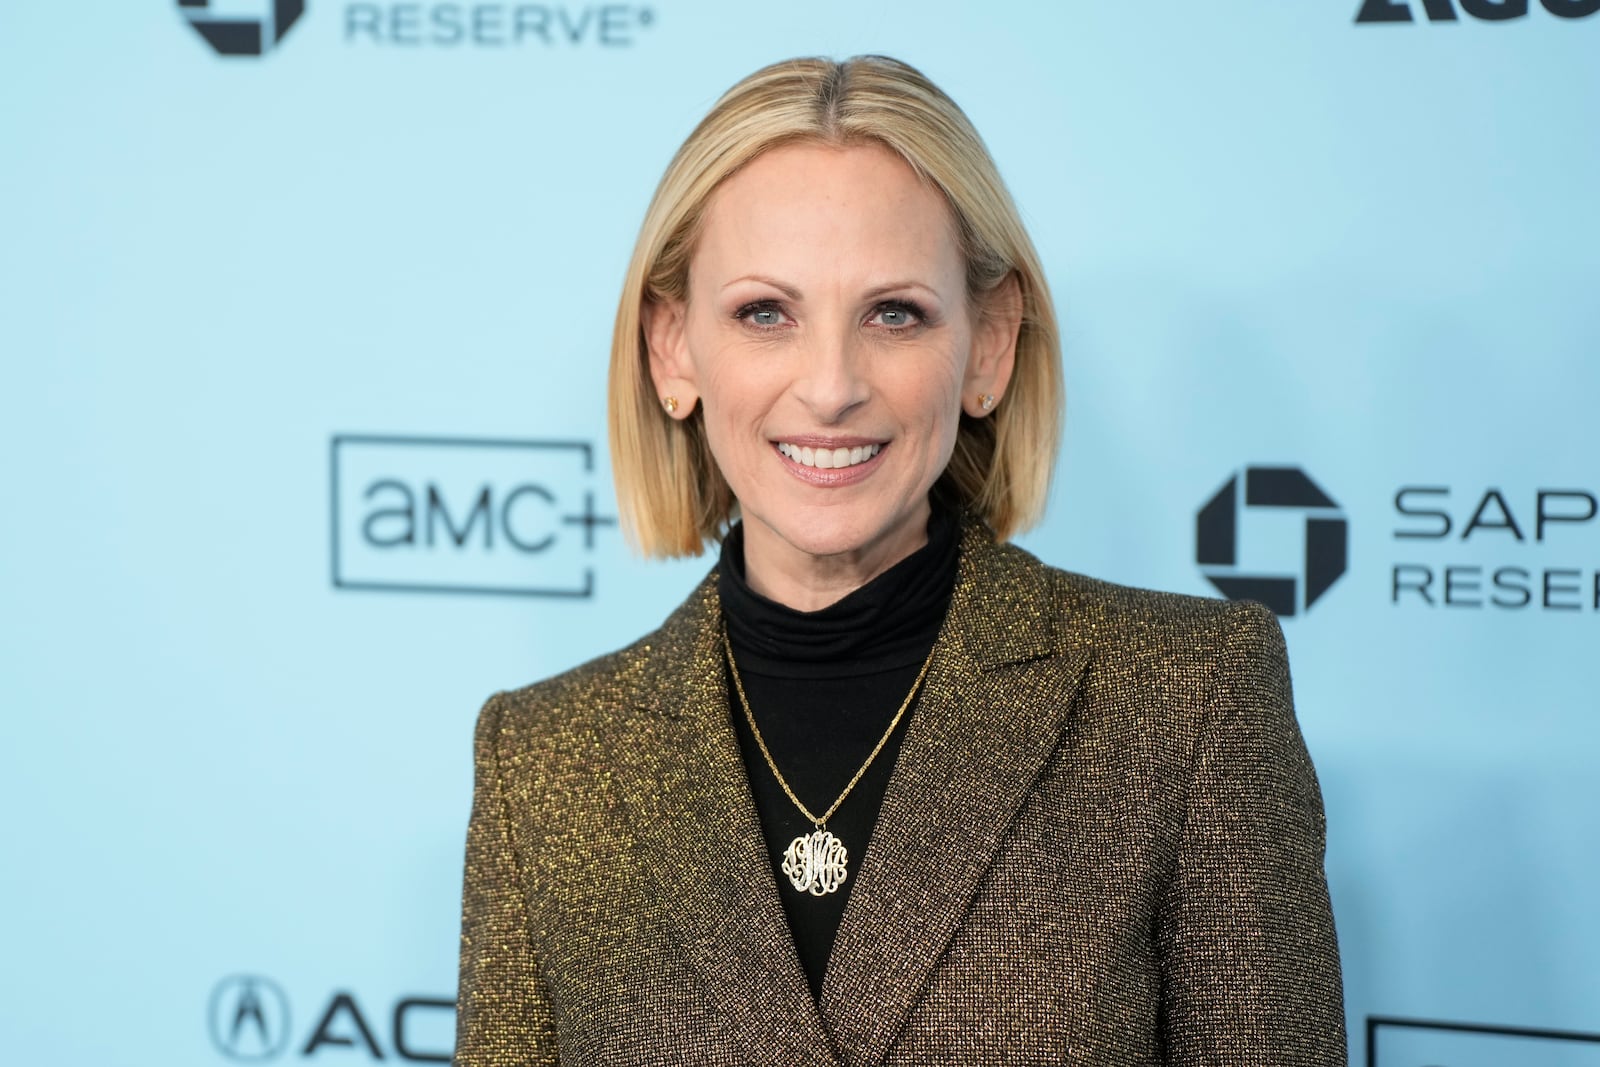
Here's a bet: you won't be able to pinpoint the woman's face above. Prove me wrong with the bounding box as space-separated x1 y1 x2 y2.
647 141 1017 603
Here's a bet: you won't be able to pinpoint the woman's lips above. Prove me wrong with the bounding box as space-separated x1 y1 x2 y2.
772 439 888 485
776 441 882 470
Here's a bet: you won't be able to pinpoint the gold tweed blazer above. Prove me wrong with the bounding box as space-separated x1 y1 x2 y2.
454 521 1347 1066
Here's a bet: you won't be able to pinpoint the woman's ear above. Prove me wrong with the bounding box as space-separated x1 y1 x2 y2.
643 297 699 418
963 273 1021 417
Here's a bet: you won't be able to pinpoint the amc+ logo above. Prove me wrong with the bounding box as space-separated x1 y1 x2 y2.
1356 0 1599 21
1197 466 1348 617
330 435 618 598
179 0 304 56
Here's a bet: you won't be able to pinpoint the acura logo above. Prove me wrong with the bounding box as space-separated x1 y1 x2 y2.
209 975 291 1061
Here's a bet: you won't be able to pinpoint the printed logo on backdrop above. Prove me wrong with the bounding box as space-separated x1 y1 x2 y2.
1193 467 1600 615
208 976 452 1062
343 3 655 46
1355 0 1600 22
1196 466 1348 617
180 0 304 56
210 976 292 1060
1392 484 1599 611
178 1 657 53
1368 1015 1600 1066
330 435 617 598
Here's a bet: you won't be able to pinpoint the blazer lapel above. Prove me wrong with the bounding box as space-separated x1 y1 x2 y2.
607 576 842 1067
820 524 1094 1067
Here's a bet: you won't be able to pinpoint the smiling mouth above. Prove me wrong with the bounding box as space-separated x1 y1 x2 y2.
775 442 883 470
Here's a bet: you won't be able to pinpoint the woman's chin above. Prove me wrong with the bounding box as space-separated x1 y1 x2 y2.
749 505 930 571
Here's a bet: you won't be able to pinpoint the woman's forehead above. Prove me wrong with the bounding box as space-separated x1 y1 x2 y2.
691 142 963 293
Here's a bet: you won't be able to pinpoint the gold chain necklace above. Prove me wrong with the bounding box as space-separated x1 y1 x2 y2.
721 623 938 897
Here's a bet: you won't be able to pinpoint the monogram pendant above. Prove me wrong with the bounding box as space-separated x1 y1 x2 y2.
781 829 849 896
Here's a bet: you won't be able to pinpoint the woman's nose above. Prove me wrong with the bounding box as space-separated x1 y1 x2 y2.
793 330 870 422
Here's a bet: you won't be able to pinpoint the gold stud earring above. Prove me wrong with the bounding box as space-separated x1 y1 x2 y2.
979 394 996 412
662 396 679 414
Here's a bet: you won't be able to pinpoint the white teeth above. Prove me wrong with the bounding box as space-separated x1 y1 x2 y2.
777 442 882 469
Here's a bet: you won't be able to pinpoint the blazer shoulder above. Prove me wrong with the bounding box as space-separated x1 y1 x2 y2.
1043 561 1286 660
473 632 656 757
1031 563 1302 786
483 561 718 730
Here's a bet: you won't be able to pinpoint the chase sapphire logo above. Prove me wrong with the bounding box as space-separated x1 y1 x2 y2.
209 975 291 1061
180 0 304 57
1368 1015 1600 1065
1197 466 1348 617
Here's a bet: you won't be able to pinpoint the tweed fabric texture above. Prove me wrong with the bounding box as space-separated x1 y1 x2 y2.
454 518 1347 1066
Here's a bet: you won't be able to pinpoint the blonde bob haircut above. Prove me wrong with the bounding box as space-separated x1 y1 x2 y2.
609 54 1064 557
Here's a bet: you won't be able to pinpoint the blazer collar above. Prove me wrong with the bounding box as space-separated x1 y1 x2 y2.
608 516 1094 1067
822 517 1092 1066
607 576 841 1065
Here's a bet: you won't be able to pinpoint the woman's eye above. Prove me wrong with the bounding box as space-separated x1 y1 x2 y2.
869 302 924 330
736 302 787 329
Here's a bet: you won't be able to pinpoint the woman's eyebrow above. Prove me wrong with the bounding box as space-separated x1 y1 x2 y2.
861 280 940 301
719 277 941 301
721 275 803 299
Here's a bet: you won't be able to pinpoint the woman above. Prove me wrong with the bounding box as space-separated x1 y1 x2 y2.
455 55 1345 1066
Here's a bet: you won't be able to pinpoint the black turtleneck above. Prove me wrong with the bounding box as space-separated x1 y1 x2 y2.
718 504 960 1000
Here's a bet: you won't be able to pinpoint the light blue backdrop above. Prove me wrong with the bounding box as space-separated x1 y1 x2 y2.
3 2 1597 1064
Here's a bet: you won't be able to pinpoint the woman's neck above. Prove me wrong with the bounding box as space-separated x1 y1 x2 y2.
740 499 933 613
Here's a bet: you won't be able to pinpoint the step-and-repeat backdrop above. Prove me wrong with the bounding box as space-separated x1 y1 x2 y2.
3 2 1596 1065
